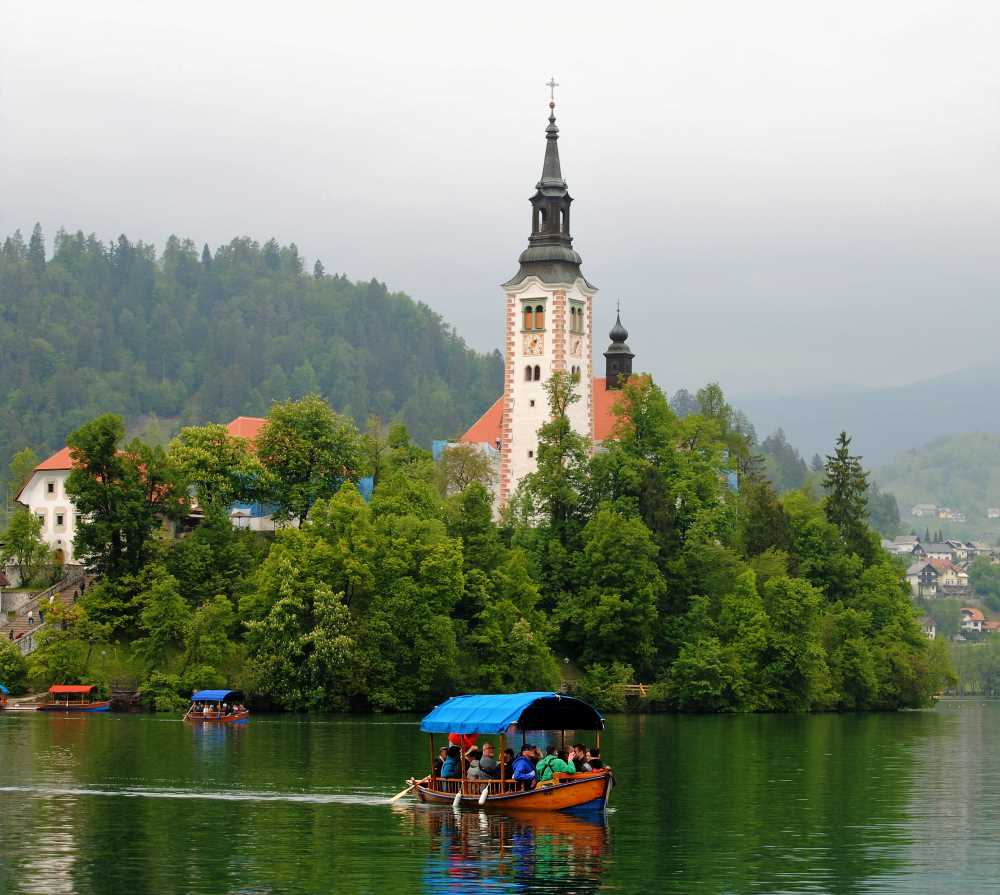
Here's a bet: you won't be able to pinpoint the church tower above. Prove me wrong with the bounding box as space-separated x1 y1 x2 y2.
498 87 596 505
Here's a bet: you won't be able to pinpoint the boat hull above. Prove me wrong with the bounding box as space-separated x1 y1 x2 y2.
185 711 250 723
37 701 110 713
415 771 612 813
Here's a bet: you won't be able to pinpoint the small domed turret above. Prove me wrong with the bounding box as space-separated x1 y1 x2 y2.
604 308 634 390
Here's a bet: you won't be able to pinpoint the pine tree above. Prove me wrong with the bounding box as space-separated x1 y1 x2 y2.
810 453 824 473
313 259 325 279
27 223 45 270
822 431 873 561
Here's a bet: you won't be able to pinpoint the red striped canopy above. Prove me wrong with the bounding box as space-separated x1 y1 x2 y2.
49 685 95 695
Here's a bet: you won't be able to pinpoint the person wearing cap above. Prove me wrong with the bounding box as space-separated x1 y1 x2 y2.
441 744 462 779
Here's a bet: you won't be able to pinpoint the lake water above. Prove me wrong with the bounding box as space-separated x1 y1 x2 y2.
1 700 998 894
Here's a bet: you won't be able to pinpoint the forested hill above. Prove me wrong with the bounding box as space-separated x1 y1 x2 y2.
0 226 502 475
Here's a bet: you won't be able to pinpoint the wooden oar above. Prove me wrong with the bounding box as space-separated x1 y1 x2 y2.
388 781 415 803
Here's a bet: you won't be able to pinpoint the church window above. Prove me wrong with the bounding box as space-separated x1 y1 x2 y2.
533 365 541 381
530 399 535 407
524 365 532 381
47 482 55 494
528 450 534 458
534 305 545 330
523 306 533 330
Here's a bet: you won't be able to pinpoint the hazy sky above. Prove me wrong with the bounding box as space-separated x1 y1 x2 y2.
3 1 999 398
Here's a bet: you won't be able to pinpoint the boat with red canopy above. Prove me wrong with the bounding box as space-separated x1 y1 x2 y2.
38 685 110 712
404 692 612 813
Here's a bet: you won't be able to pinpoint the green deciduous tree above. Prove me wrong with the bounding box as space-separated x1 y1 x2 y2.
168 423 256 509
255 395 363 524
0 638 29 694
66 414 185 578
1 508 50 585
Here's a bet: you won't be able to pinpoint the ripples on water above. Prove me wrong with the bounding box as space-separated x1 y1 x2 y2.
2 701 1000 893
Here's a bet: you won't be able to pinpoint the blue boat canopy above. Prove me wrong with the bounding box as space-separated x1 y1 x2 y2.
191 689 242 703
420 692 604 735
0 684 8 695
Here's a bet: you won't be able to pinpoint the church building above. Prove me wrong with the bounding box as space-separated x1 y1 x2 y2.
458 93 636 505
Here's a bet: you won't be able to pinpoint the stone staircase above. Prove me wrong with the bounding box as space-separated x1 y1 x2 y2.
1 567 92 656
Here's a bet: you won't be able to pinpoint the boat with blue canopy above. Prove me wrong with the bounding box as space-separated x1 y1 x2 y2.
404 692 613 813
0 683 8 710
183 689 249 723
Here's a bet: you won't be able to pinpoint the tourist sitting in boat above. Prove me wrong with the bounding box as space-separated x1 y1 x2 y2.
440 744 462 778
511 744 537 788
433 746 447 778
466 748 484 779
203 703 213 716
502 747 516 779
572 744 591 772
587 747 603 769
478 742 499 779
535 746 574 783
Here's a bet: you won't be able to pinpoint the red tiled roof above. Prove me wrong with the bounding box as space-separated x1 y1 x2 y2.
928 559 956 573
459 380 625 446
961 607 985 621
226 417 266 441
591 378 625 441
459 398 504 446
984 621 1000 631
35 447 75 471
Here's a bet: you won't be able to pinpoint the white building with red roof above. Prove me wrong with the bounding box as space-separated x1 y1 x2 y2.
15 416 270 566
457 95 636 505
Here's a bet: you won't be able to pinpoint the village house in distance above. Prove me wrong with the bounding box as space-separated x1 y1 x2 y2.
454 89 636 504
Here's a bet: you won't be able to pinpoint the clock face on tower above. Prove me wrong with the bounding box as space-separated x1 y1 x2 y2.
524 334 543 356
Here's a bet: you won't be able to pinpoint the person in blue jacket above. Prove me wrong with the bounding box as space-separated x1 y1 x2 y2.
440 744 462 778
511 744 537 789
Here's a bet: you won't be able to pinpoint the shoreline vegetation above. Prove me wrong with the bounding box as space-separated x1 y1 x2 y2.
1 372 954 715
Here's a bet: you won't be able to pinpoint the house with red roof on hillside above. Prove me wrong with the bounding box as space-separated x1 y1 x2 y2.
14 416 271 571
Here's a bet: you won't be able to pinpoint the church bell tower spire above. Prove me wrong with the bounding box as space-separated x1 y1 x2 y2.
498 82 597 506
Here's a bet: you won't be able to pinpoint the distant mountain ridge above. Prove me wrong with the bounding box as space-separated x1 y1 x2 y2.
734 365 1000 467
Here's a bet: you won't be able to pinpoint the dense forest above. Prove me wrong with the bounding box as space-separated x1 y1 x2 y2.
0 225 502 499
0 382 951 714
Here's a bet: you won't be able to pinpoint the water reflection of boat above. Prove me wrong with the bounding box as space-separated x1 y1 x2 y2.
399 806 609 894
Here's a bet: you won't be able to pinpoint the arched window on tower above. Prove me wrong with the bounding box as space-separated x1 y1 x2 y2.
534 305 545 330
524 365 533 381
523 305 533 330
533 365 541 381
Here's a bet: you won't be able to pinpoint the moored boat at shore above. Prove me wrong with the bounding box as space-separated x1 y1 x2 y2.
405 692 613 813
0 684 8 710
183 689 249 722
37 685 110 712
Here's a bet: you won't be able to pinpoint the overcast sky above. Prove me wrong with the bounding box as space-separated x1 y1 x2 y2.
3 1 999 398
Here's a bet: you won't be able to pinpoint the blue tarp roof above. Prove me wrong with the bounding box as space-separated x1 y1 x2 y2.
0 684 8 695
191 689 241 702
420 692 604 735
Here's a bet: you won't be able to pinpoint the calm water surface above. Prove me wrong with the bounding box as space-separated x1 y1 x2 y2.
0 700 997 894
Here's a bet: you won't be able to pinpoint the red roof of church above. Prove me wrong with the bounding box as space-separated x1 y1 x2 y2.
459 379 625 446
226 417 267 440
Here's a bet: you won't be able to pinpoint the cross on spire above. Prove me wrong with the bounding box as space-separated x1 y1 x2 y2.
546 76 559 105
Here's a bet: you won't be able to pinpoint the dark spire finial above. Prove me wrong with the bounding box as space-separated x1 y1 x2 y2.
604 304 634 390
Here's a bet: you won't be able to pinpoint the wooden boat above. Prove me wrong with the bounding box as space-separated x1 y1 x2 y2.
37 684 110 712
183 689 249 723
407 692 613 813
0 683 8 710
